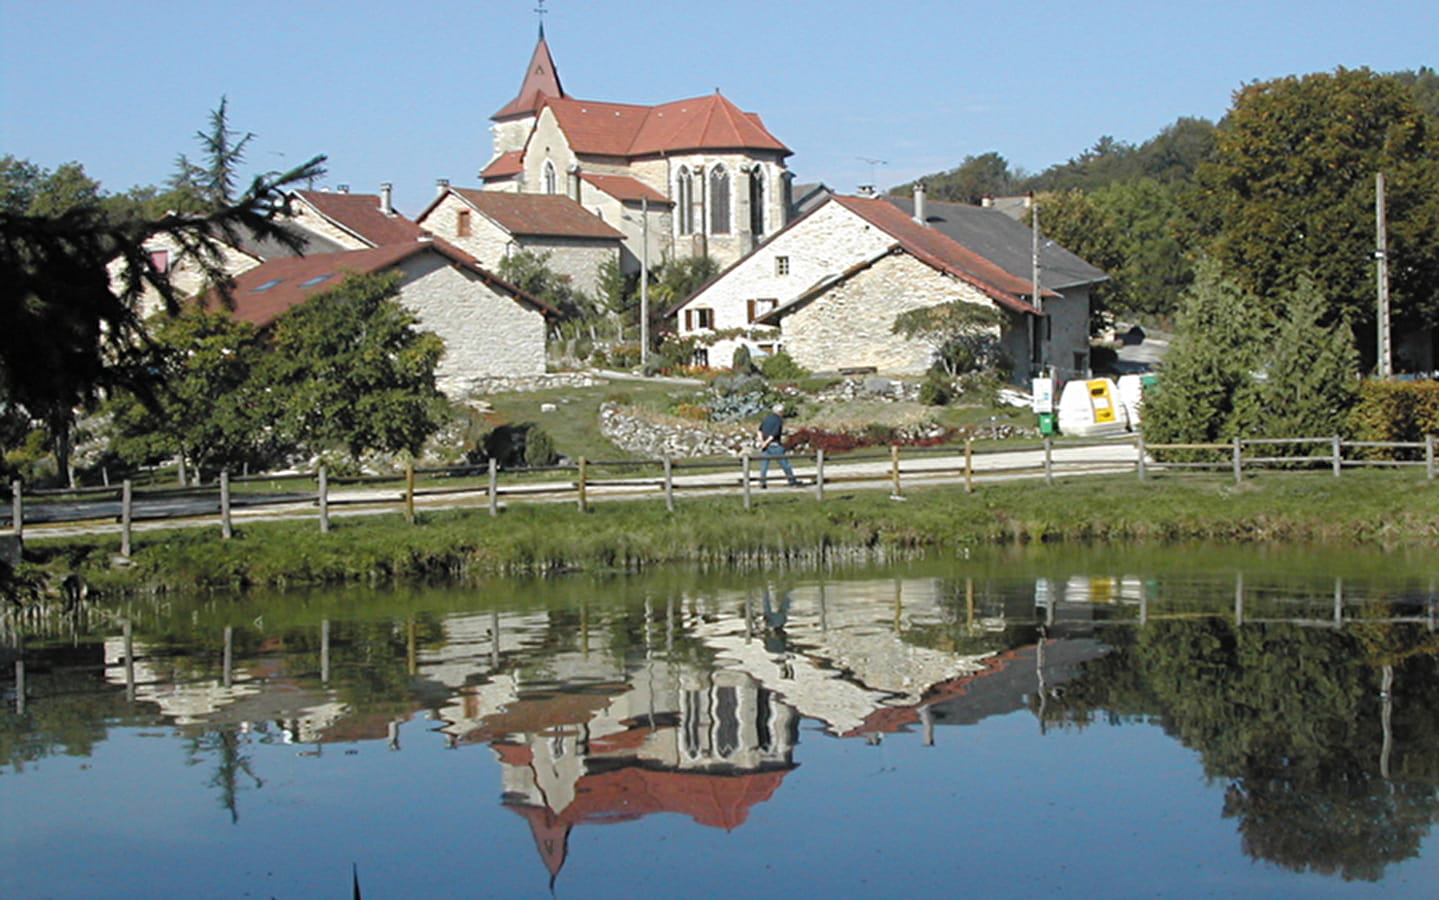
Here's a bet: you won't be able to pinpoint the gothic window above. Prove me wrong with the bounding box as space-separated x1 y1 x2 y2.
543 160 557 195
709 165 730 235
749 167 766 236
676 166 694 235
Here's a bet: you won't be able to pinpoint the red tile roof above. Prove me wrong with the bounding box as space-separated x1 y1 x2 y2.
579 172 671 206
492 32 566 121
480 150 525 181
451 188 623 240
214 241 557 326
831 195 1050 313
292 190 430 247
544 92 790 158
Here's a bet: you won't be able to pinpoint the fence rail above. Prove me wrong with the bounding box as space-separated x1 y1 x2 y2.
5 432 1435 548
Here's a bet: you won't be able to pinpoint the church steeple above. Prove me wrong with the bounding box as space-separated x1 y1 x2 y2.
492 25 565 121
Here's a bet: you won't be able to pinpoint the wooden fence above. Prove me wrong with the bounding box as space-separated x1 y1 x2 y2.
5 432 1435 551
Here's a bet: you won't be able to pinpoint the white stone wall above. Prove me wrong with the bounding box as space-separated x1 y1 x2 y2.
519 237 616 299
393 253 548 396
524 110 577 195
417 193 513 266
678 200 895 364
781 252 1000 376
108 234 263 320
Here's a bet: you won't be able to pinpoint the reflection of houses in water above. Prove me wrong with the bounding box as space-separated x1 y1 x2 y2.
689 579 997 736
102 636 350 742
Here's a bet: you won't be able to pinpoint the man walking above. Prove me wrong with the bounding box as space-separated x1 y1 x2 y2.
756 403 799 488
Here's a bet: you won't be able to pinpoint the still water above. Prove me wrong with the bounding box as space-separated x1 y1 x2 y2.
3 544 1437 899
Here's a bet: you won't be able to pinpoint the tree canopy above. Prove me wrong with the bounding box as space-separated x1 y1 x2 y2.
1196 67 1439 366
260 271 445 462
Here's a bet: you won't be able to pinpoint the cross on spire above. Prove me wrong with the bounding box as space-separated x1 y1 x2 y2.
534 0 548 38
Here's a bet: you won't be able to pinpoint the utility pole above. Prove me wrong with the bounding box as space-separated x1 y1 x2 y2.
1375 172 1392 378
1031 196 1045 374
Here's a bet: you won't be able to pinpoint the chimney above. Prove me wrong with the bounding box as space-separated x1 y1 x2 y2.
337 184 350 194
857 184 876 198
913 181 927 226
436 178 450 197
380 182 394 216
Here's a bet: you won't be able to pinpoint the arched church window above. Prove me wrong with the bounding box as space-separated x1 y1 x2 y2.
543 160 557 195
749 166 766 236
709 165 730 235
676 166 694 235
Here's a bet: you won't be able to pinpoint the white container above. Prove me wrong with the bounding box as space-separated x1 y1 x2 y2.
1057 378 1129 436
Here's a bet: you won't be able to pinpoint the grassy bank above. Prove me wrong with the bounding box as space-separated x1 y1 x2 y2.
14 470 1438 597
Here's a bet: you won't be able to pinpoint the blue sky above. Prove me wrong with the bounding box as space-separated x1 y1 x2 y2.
2 0 1433 214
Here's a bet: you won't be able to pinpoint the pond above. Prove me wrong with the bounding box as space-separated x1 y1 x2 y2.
3 544 1437 899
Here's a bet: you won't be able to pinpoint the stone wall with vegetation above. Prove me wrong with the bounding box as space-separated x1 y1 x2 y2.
599 402 751 458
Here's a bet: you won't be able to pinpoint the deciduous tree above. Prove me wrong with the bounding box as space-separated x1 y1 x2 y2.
260 272 445 462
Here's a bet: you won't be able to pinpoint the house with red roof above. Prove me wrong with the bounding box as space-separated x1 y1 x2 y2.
222 240 556 396
284 185 429 250
415 185 623 297
669 187 1102 381
482 27 792 271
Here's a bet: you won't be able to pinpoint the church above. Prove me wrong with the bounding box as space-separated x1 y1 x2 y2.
475 26 794 273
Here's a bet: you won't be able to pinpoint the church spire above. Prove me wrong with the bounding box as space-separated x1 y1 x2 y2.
492 17 566 121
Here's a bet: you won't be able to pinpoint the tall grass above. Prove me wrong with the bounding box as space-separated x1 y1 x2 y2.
21 470 1439 597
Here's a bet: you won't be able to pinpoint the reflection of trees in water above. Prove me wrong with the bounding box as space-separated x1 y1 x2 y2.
185 728 263 824
1045 615 1439 881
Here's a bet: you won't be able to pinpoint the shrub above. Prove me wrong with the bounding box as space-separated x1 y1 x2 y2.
1347 379 1439 459
732 344 756 373
524 425 558 467
669 402 710 421
758 350 809 381
918 376 952 406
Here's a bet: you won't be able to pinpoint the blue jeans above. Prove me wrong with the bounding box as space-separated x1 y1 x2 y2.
760 443 796 485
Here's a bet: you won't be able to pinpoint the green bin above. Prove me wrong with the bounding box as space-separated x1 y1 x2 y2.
1038 412 1055 435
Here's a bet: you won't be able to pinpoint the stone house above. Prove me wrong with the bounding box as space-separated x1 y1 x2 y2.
481 28 792 271
222 241 556 397
888 190 1108 380
415 185 623 298
283 185 429 249
670 189 1105 382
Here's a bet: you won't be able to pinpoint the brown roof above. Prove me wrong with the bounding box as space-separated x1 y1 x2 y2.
492 31 566 121
292 190 429 247
579 172 671 206
544 92 790 158
216 241 557 326
450 188 623 240
480 150 525 181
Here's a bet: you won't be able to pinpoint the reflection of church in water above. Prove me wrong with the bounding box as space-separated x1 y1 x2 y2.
96 575 1104 885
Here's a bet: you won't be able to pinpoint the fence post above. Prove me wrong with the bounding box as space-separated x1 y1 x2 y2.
487 458 498 517
815 449 825 502
120 479 133 560
964 438 974 493
404 461 416 524
1136 434 1147 481
742 453 752 511
663 458 675 513
220 471 232 539
577 457 589 513
10 479 21 538
318 467 331 533
1333 434 1342 478
1427 434 1435 482
1044 436 1055 485
891 445 902 497
1232 437 1243 484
